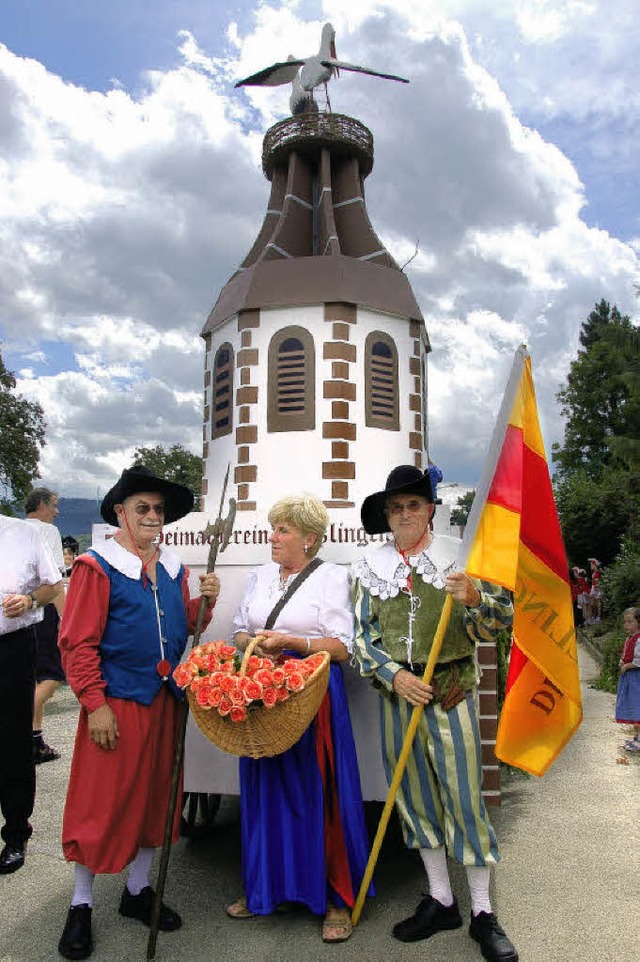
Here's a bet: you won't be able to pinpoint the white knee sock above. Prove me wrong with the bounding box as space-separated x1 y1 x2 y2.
419 847 454 906
71 863 95 908
126 847 155 895
466 865 492 916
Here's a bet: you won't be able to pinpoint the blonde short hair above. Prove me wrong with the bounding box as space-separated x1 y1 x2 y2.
268 494 328 558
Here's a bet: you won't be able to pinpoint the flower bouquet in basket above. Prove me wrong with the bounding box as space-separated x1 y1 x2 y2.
173 638 331 759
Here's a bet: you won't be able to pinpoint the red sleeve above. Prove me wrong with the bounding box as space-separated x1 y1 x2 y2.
58 556 110 714
181 566 214 637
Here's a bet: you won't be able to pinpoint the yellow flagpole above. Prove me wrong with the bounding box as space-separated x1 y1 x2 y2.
351 592 454 925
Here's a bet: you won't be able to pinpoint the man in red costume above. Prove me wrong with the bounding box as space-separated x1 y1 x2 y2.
57 466 220 960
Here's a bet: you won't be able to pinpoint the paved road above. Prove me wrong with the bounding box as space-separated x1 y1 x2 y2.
1 645 637 962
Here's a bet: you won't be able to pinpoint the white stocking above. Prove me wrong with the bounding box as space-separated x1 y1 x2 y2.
419 846 454 906
126 847 155 896
466 865 492 916
71 863 95 908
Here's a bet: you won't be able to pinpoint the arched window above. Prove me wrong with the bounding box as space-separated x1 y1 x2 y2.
365 331 399 429
211 343 234 439
268 326 315 432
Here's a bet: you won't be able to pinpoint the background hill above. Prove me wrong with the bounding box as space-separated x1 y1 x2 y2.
55 497 102 539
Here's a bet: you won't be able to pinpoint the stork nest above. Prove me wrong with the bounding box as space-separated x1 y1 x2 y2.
262 113 374 179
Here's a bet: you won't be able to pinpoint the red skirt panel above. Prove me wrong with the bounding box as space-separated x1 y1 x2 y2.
62 687 182 874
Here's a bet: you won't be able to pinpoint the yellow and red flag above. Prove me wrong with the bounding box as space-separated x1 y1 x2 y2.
459 346 582 776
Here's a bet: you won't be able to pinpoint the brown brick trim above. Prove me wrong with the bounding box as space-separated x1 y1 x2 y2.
324 342 356 362
240 368 251 386
241 330 252 348
332 481 349 499
237 386 258 405
323 500 356 508
237 446 250 464
238 309 260 331
238 348 258 367
204 370 211 387
414 452 423 468
202 442 209 460
409 431 422 450
236 425 258 444
332 441 349 459
324 302 356 323
332 322 350 341
324 380 356 401
322 462 355 479
409 394 421 412
409 357 420 376
414 414 422 432
239 406 251 424
201 478 208 497
236 501 257 511
235 465 257 483
323 422 356 440
332 401 349 419
409 320 422 338
237 483 249 501
332 361 350 379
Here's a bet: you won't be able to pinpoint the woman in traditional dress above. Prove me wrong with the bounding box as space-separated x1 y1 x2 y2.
57 465 220 960
616 606 640 752
227 493 371 942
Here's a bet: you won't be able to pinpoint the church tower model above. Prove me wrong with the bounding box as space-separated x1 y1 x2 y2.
200 112 428 518
187 111 500 805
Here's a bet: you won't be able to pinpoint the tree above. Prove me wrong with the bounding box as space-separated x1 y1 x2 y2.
0 349 46 513
450 489 475 527
552 300 640 479
132 444 203 511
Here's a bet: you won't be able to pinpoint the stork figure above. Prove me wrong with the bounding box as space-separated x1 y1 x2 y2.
235 22 409 114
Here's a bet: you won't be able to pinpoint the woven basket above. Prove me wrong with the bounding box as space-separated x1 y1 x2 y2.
188 637 330 759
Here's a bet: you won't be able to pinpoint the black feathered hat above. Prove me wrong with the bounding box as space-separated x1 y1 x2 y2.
100 465 194 527
360 465 434 535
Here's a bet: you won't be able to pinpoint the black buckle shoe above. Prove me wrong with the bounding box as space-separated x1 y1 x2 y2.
34 741 61 764
393 895 463 943
469 911 519 961
118 885 182 931
0 843 26 874
58 904 93 960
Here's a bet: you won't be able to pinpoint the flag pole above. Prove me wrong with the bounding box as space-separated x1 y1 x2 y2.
351 593 453 926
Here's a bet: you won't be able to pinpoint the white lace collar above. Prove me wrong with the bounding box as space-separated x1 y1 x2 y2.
351 535 460 600
91 538 182 581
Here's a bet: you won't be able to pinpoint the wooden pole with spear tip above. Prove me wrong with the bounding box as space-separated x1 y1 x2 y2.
350 593 454 926
147 467 236 961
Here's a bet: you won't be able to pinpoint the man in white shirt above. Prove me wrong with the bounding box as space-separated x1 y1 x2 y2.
0 514 62 873
24 487 66 763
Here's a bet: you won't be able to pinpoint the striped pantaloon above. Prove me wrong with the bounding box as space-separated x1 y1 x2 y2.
379 690 499 866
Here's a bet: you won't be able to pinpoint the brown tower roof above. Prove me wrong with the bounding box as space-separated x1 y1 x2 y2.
203 113 425 338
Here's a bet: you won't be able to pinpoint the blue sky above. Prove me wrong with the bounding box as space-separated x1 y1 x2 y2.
0 1 638 496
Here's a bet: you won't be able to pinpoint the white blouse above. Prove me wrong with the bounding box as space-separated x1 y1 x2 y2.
231 561 355 653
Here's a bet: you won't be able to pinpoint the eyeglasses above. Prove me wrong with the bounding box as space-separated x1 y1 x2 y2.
385 499 427 516
133 502 165 516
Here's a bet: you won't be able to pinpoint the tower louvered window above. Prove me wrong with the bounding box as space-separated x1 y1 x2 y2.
365 332 399 430
268 326 315 432
211 343 234 439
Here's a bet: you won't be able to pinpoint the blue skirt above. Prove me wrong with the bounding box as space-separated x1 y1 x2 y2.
615 668 640 723
239 663 373 916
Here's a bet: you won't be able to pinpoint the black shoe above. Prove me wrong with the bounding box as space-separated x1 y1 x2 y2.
118 885 182 931
392 894 463 943
0 843 25 874
34 741 61 764
58 904 93 960
469 911 519 961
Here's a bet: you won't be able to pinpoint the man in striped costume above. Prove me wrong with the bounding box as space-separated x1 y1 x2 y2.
351 465 518 962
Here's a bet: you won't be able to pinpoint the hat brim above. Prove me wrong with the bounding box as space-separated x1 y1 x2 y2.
361 474 434 535
100 469 194 527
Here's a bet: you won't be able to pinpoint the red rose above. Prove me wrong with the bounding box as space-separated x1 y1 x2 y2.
282 660 299 675
244 679 263 703
230 688 245 707
172 665 191 688
196 687 211 708
218 696 233 717
208 688 223 707
275 687 289 702
261 687 277 708
190 676 205 692
254 668 273 687
219 675 236 693
230 706 246 723
271 668 286 687
220 644 237 660
285 672 305 693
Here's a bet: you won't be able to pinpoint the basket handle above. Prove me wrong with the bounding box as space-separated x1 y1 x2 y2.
239 635 265 677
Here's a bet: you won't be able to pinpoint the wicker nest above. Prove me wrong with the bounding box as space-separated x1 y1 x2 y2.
188 637 330 759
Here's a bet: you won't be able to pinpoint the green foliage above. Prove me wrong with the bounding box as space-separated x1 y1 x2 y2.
600 537 640 617
0 348 46 513
450 489 475 527
553 468 639 568
552 299 640 479
592 634 624 693
495 629 511 714
132 444 203 511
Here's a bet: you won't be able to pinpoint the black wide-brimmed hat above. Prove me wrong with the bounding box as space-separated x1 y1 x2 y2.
361 465 434 535
100 465 194 527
